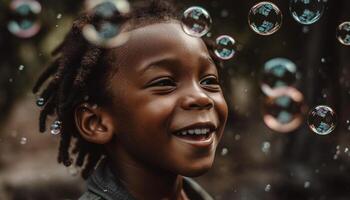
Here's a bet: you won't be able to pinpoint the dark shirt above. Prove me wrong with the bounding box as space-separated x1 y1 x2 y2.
78 159 214 200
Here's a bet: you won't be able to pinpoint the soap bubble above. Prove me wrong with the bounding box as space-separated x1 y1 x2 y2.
83 0 131 48
7 0 42 38
20 137 27 145
248 2 282 35
263 88 306 133
308 105 336 135
289 0 325 25
50 120 62 135
36 97 45 107
261 58 298 96
181 6 212 37
336 21 350 46
214 35 236 60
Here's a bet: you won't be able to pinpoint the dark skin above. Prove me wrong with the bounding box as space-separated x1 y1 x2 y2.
75 21 228 200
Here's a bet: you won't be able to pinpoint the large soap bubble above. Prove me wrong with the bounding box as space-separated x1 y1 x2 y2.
181 6 212 37
263 87 306 133
308 105 337 135
83 0 131 48
7 0 42 38
248 2 282 35
289 0 325 25
261 58 298 97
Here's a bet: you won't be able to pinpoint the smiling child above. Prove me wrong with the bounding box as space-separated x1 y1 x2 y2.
33 1 228 199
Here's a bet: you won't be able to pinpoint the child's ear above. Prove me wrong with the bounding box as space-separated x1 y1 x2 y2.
74 103 115 144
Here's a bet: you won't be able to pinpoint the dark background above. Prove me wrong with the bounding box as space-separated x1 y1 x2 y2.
0 0 350 199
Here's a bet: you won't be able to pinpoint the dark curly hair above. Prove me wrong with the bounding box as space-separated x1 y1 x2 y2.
33 0 223 179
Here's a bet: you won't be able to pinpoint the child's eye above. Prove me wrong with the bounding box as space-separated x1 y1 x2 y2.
148 77 176 87
200 76 220 86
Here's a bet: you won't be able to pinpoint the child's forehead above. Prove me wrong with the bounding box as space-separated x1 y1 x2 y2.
107 22 210 70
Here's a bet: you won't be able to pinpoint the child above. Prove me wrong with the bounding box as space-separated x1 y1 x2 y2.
33 0 228 199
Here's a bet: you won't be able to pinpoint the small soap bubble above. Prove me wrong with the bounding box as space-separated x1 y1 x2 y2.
18 65 24 71
261 141 271 154
321 57 326 63
83 0 131 48
307 105 337 135
181 6 212 37
214 35 236 60
234 134 241 141
263 88 306 133
36 97 45 107
261 58 298 96
50 120 62 135
8 0 42 38
289 0 325 25
20 137 27 145
248 2 282 35
221 147 228 156
336 21 350 46
265 184 271 192
56 13 62 19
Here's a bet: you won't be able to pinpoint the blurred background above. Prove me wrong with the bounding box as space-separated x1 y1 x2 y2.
0 0 350 199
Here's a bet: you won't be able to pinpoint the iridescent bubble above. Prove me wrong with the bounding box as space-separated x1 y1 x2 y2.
83 0 131 48
7 0 42 38
263 87 306 133
214 35 236 60
261 58 298 96
289 0 325 25
308 105 336 135
248 2 282 35
50 120 62 135
336 21 350 46
181 6 212 37
36 97 45 107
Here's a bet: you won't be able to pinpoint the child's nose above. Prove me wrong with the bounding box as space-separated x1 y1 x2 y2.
180 84 214 110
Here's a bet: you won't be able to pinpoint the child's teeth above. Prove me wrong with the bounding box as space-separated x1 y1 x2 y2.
176 128 211 136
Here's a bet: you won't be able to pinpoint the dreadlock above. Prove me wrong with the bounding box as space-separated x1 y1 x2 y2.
33 0 223 179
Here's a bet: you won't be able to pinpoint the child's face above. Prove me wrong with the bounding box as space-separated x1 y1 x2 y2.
106 22 228 176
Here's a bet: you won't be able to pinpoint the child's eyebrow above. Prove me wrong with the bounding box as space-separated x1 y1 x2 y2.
138 55 216 75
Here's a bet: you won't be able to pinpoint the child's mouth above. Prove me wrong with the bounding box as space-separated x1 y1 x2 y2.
171 124 216 148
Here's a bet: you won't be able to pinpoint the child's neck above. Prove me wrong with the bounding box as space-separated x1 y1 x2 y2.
108 150 187 200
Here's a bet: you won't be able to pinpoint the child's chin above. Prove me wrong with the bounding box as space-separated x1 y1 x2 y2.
179 163 213 177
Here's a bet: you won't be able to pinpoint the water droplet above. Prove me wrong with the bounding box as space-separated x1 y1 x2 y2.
7 0 42 38
248 2 282 35
289 0 325 25
304 181 311 188
20 137 27 145
50 120 62 135
36 97 45 107
214 35 236 60
18 65 24 71
307 105 337 135
261 141 271 154
336 21 350 46
263 88 305 133
265 184 271 192
261 58 298 96
181 6 212 37
83 0 131 48
221 147 228 156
